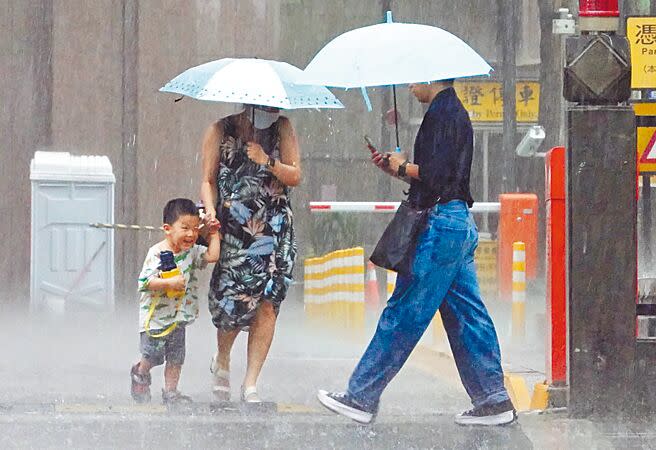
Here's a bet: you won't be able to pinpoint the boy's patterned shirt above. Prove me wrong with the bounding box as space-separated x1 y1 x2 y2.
137 243 208 332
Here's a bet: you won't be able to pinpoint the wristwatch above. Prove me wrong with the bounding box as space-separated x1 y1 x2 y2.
397 160 409 177
267 157 276 168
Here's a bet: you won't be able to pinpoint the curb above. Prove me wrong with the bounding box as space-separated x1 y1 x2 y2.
0 402 321 416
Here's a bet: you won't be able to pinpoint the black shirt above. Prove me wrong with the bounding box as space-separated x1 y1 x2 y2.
408 87 474 208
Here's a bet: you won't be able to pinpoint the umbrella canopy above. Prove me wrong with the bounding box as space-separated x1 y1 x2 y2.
160 58 344 109
302 14 492 88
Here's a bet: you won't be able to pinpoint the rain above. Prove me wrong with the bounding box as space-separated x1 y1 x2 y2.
2 0 656 448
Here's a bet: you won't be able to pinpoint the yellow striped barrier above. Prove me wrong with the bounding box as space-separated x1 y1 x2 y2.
304 247 365 333
386 270 397 300
474 239 498 296
512 241 526 341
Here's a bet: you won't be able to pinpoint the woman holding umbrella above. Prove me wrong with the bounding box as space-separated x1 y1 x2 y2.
161 57 342 403
200 104 300 403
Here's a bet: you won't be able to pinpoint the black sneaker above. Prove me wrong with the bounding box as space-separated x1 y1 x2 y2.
455 399 517 426
317 390 374 424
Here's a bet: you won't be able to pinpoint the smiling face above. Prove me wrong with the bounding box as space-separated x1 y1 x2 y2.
164 214 200 253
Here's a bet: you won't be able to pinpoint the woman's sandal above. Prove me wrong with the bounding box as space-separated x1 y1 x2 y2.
210 353 230 401
241 386 261 403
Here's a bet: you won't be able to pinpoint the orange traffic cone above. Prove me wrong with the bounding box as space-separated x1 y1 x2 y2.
365 261 380 310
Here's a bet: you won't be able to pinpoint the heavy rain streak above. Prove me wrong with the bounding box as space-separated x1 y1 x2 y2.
2 1 656 449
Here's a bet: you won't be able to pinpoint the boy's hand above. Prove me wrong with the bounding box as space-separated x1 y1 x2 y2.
167 275 186 292
200 214 221 239
207 218 221 236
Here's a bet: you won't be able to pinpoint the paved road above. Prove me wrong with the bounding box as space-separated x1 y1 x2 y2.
2 407 656 449
2 294 654 449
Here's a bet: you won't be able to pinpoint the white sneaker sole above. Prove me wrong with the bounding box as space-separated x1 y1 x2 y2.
454 410 517 426
317 390 373 424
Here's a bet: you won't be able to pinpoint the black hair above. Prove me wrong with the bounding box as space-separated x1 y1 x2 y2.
163 198 199 224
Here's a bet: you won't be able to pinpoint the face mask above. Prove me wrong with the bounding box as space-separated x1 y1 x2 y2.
252 107 279 129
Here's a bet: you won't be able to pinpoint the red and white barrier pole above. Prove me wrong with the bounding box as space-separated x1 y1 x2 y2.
309 201 501 214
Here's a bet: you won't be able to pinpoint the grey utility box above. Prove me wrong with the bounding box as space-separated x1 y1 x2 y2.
30 151 115 313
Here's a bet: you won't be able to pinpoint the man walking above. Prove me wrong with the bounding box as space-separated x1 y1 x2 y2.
317 80 516 426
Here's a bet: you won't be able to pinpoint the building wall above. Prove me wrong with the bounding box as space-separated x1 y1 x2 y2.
1 1 53 304
1 0 543 308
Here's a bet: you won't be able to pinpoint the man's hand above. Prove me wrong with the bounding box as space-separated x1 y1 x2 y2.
371 151 405 177
386 152 405 175
371 151 394 175
246 142 269 165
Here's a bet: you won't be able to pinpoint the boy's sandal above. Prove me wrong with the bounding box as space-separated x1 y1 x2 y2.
162 389 193 405
130 363 151 403
241 386 261 403
210 353 230 401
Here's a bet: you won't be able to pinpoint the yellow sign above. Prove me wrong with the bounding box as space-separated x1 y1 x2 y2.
638 126 656 173
627 17 656 89
454 81 540 123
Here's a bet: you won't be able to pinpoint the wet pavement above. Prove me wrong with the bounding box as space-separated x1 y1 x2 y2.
1 294 655 449
2 405 656 449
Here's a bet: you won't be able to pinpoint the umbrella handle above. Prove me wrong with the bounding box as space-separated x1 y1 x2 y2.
251 106 260 144
392 85 400 151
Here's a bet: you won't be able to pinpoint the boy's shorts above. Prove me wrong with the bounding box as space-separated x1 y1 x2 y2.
139 324 186 366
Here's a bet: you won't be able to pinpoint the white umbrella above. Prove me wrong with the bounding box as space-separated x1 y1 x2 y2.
160 58 344 110
302 13 492 88
301 12 491 150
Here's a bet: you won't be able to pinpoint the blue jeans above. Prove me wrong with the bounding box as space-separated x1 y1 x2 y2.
348 200 509 411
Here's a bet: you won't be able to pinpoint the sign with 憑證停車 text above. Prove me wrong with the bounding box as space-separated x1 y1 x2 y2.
454 81 540 123
627 17 656 90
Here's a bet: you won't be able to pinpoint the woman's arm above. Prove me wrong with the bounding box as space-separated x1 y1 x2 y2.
246 117 301 187
271 117 302 186
200 121 223 220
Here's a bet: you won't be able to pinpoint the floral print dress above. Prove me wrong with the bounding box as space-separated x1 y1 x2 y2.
208 116 297 331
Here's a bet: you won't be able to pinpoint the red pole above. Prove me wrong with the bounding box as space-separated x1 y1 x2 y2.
545 147 567 385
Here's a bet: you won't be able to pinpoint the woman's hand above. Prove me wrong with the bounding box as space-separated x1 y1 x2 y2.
246 142 269 165
204 207 217 222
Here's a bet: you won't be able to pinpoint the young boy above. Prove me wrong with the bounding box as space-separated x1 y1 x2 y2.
130 198 220 404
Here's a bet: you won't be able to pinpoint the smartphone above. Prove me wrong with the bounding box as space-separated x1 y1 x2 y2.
364 135 378 154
